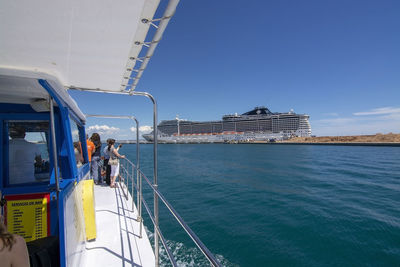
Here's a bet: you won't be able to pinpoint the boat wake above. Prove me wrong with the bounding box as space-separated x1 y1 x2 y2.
145 227 237 267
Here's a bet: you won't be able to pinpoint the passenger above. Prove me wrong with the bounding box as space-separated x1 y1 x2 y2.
106 139 125 188
103 139 112 185
86 134 95 172
8 126 41 184
90 133 102 184
73 142 83 167
0 214 30 267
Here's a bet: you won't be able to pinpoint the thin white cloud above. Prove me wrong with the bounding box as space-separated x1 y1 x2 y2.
88 124 120 135
312 115 400 136
353 107 400 116
312 106 400 135
382 112 400 120
322 112 339 117
130 125 153 134
140 126 153 134
317 117 355 124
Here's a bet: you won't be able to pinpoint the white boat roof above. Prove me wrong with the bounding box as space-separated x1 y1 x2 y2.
0 68 86 122
0 0 178 93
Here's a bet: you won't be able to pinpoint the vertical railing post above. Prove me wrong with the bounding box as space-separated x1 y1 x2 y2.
137 164 140 215
127 165 129 197
49 97 60 193
131 164 135 212
123 163 127 197
118 165 120 184
126 165 129 198
131 91 158 266
134 117 143 237
132 117 140 215
139 171 143 238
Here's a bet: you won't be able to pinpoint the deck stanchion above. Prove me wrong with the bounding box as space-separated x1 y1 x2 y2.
137 166 140 215
139 171 143 238
131 165 135 212
49 97 60 193
131 91 159 266
125 164 129 199
126 167 128 199
124 165 127 199
134 117 140 214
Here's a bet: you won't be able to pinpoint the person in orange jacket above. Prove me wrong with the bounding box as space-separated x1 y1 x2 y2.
86 134 95 177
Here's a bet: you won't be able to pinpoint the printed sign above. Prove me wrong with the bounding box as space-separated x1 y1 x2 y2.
4 193 50 242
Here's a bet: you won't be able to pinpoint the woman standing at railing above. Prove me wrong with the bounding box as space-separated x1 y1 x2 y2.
106 139 125 188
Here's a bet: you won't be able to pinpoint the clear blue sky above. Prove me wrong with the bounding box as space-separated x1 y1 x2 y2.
69 0 400 139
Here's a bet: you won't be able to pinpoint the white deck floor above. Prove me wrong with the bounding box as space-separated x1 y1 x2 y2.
85 183 155 267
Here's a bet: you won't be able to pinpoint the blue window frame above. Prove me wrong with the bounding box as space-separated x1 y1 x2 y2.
7 120 51 185
68 113 89 180
1 113 54 189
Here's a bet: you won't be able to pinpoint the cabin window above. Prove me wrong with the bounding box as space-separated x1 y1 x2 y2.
69 116 84 168
7 120 50 185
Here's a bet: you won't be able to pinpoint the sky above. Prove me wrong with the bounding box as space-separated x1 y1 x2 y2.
69 0 400 139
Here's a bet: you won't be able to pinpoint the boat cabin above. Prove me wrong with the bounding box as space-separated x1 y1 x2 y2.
0 68 92 266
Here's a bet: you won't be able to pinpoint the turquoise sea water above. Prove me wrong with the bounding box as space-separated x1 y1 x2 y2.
120 144 400 266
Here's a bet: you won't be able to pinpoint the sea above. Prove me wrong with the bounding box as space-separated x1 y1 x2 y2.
119 144 400 267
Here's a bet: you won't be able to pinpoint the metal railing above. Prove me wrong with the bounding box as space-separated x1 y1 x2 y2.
85 101 220 266
119 157 221 267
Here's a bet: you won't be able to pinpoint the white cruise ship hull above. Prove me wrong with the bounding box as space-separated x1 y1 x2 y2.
144 129 310 143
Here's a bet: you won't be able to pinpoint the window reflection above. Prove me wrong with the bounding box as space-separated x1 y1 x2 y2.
8 121 50 184
69 116 84 168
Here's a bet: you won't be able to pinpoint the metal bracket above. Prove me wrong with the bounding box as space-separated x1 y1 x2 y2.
141 15 173 29
134 40 159 48
135 56 151 63
128 56 150 62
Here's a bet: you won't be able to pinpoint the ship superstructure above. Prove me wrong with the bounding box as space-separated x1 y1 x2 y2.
143 106 311 143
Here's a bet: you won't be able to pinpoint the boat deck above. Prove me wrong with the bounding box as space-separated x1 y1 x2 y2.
85 183 155 267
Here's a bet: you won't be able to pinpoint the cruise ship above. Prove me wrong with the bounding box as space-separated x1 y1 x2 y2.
143 106 311 143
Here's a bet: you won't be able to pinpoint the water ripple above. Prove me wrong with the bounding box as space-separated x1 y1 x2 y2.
122 144 400 266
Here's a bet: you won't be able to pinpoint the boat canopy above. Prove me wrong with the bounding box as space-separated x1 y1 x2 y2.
0 68 86 122
0 0 178 93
